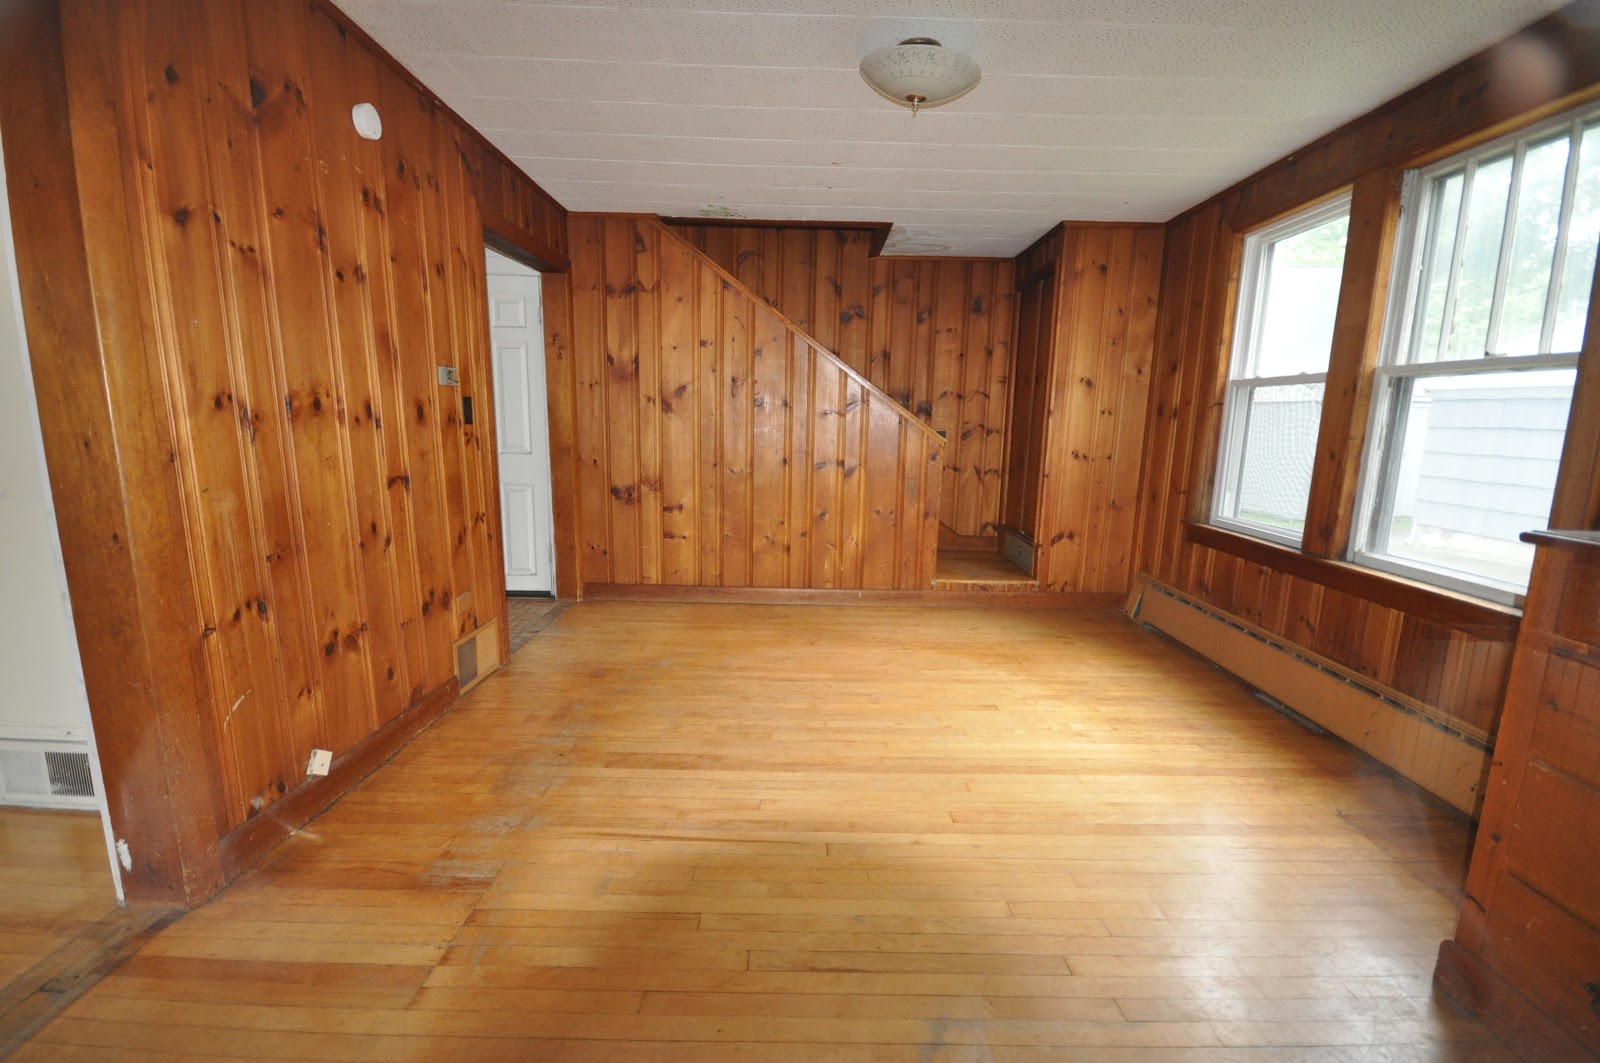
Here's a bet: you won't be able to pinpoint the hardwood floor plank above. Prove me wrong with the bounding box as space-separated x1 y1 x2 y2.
15 603 1503 1058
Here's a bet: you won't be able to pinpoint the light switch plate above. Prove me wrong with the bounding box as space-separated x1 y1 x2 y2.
306 748 332 777
437 366 460 386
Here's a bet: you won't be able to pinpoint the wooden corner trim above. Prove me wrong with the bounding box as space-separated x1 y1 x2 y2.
1182 520 1521 638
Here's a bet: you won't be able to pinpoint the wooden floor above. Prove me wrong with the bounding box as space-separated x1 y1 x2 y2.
506 596 568 655
935 548 1035 584
0 809 117 990
15 603 1508 1061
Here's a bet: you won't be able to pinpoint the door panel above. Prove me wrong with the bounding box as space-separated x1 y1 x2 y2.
486 250 554 594
493 339 532 455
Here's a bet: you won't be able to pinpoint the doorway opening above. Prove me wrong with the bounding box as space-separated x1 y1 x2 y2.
485 246 556 600
485 245 561 655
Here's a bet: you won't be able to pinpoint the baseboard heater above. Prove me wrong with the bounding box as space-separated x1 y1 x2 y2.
1127 578 1491 815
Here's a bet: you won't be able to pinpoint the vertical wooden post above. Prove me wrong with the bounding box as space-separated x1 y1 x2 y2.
0 0 224 904
1548 246 1600 530
1302 168 1404 558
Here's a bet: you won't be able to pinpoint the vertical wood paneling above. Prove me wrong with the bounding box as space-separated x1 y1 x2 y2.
674 222 1014 538
140 0 292 826
3 0 566 900
1011 224 1165 595
658 235 697 584
572 221 612 584
673 224 876 371
305 9 407 729
570 216 942 590
476 149 567 269
867 259 1017 536
245 2 372 765
540 271 580 605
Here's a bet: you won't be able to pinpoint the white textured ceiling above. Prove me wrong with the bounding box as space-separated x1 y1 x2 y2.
339 0 1569 255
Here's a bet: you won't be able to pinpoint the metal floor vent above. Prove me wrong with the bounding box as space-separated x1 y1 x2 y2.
453 617 501 695
456 638 481 688
0 741 97 808
1000 528 1036 577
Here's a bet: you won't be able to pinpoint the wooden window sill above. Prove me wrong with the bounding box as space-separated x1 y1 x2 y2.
1183 520 1522 638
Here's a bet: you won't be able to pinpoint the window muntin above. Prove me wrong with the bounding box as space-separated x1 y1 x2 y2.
1355 106 1599 603
1213 197 1351 546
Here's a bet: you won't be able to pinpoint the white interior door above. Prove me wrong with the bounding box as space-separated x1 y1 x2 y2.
486 248 555 595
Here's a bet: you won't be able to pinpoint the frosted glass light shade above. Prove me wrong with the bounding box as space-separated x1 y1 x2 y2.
859 38 980 113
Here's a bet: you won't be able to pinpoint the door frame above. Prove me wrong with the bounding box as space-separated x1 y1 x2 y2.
484 245 556 597
482 229 578 602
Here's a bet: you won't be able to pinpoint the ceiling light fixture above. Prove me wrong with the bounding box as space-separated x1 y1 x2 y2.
859 37 980 115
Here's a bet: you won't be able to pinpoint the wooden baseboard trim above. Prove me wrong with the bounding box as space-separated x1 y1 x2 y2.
1130 577 1490 814
581 583 1123 609
217 679 460 882
1434 940 1595 1061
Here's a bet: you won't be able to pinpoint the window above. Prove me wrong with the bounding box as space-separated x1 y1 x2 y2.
1354 106 1599 604
1213 196 1351 546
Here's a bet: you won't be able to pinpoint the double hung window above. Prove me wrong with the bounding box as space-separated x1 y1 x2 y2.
1354 107 1599 603
1213 197 1351 546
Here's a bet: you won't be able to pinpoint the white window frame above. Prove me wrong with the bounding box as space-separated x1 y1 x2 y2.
1212 193 1352 548
1351 106 1597 606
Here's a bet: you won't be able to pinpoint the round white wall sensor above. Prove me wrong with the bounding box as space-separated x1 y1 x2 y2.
351 102 383 141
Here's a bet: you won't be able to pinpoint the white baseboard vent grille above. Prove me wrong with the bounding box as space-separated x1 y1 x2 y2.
0 739 97 809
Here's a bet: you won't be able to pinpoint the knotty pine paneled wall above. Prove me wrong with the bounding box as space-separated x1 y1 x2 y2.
672 222 1014 537
1008 225 1165 595
869 259 1015 538
1129 8 1600 740
568 217 944 589
1 0 566 902
672 224 875 375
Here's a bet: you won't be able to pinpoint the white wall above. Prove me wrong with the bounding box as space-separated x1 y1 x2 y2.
0 129 90 740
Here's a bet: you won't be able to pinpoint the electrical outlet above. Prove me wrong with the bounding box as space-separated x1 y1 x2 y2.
306 748 332 777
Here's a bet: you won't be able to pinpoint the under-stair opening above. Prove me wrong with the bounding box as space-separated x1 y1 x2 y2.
933 526 1036 588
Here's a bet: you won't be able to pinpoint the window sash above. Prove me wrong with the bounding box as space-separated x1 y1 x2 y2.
1214 375 1328 547
1213 194 1351 546
1348 103 1598 603
1392 111 1598 366
1352 352 1577 607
